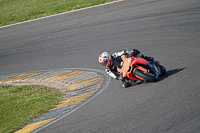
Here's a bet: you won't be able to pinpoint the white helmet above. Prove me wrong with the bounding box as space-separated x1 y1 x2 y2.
98 52 112 67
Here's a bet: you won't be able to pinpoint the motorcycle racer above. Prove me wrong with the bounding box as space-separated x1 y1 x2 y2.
98 49 154 88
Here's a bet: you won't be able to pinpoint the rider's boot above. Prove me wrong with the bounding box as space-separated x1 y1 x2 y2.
122 77 132 88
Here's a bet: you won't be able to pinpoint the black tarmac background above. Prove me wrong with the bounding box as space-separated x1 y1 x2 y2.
0 0 200 132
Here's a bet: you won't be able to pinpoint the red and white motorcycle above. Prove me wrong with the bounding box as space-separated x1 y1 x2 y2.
114 55 166 84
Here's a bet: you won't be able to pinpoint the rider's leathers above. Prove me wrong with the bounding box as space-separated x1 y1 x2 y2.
105 49 143 80
105 49 154 87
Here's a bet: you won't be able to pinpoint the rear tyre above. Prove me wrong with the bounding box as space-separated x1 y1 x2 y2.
158 65 166 76
134 69 159 82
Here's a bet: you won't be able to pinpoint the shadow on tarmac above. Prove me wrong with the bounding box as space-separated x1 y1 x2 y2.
160 67 186 81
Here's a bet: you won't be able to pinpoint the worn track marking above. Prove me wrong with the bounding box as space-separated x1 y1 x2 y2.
0 72 42 82
0 68 107 133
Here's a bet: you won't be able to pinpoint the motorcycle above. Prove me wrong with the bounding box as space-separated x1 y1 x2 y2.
114 55 166 85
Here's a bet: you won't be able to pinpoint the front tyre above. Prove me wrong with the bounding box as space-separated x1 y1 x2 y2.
134 69 159 82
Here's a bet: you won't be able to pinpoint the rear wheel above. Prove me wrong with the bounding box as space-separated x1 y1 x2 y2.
158 65 166 76
134 69 159 82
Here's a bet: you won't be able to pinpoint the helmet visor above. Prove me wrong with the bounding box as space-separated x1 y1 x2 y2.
100 60 108 67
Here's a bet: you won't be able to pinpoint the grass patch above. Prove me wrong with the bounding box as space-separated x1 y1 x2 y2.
0 85 63 133
0 0 115 26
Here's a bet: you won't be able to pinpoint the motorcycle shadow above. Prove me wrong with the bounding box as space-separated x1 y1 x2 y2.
159 67 186 81
127 67 186 88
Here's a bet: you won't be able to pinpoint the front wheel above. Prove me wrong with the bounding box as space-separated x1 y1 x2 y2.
134 69 159 82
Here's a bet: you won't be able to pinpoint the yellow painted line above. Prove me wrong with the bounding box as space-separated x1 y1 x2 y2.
15 118 57 133
0 72 42 82
68 76 103 91
44 70 86 81
49 91 96 111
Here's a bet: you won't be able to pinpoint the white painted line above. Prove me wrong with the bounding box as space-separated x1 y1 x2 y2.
0 0 124 29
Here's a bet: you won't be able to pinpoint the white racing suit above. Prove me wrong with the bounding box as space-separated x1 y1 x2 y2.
105 49 154 87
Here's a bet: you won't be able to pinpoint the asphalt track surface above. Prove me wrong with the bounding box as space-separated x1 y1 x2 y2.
0 0 200 132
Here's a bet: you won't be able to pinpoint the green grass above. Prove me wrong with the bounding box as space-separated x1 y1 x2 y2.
0 85 63 133
0 0 115 26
